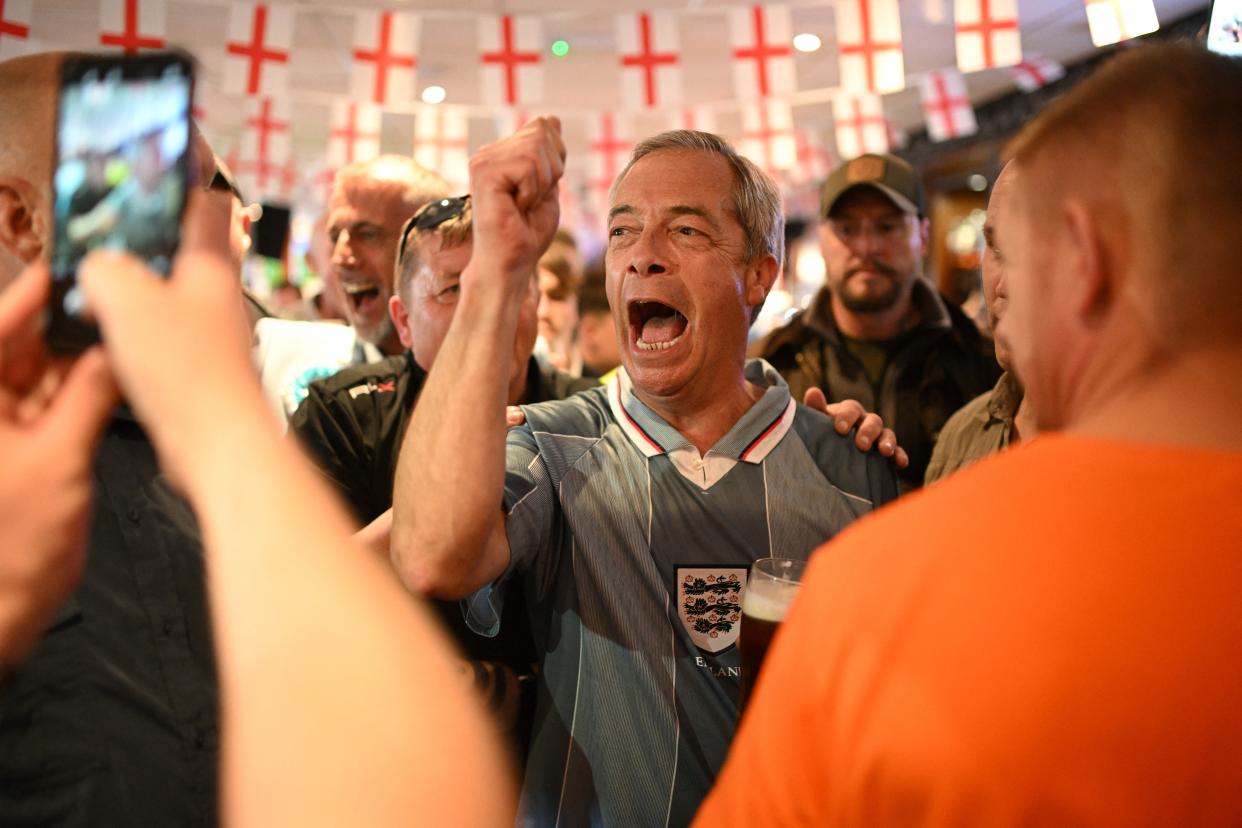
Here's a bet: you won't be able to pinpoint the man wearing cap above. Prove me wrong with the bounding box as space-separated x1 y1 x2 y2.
753 153 999 489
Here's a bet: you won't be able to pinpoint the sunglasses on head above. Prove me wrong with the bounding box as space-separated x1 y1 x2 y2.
397 194 470 265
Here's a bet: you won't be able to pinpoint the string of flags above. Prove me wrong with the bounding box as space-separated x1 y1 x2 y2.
0 0 1161 209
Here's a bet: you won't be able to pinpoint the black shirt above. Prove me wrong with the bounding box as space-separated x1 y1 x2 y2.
0 412 218 826
289 352 597 526
288 353 597 668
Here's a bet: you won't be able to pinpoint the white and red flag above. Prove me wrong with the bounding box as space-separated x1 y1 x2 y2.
832 91 892 159
738 98 797 175
837 0 905 94
588 113 633 212
920 68 977 142
99 0 166 54
328 100 382 168
479 15 543 107
954 0 1021 71
729 4 796 99
352 11 418 107
617 11 682 110
1084 0 1158 46
236 97 291 200
671 106 718 135
224 3 293 98
1006 54 1065 91
792 129 837 184
414 105 469 189
0 0 32 60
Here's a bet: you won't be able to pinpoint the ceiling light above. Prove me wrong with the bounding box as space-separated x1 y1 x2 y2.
421 85 446 104
793 33 822 52
968 174 988 191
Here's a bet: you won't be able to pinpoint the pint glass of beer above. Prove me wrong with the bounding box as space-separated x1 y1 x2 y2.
737 557 807 715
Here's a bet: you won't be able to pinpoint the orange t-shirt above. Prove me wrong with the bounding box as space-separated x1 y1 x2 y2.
695 434 1242 827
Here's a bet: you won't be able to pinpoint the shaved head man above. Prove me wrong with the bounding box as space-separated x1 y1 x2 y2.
326 156 445 355
699 43 1242 826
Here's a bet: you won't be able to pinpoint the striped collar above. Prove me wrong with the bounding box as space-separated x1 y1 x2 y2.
607 359 796 471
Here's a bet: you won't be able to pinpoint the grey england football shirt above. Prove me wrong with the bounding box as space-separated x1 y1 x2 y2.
467 360 898 827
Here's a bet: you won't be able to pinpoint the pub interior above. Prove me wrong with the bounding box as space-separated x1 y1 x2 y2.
0 0 1239 825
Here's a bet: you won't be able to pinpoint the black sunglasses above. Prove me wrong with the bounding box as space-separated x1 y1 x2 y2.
397 194 470 265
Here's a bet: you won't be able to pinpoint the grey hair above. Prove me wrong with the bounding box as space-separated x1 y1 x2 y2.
609 130 784 272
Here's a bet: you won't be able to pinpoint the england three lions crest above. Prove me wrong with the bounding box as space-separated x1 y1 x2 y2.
677 567 747 654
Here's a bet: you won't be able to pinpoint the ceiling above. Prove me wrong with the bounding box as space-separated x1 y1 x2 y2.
19 0 1207 209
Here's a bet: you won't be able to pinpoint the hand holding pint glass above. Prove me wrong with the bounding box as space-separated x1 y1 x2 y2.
738 557 807 715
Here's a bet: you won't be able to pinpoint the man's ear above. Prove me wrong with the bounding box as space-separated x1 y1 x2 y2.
0 179 46 264
745 253 779 308
389 293 413 351
917 215 931 259
1061 199 1113 328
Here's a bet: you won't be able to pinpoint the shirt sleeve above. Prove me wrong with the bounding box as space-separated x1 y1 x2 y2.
288 384 372 525
464 422 562 637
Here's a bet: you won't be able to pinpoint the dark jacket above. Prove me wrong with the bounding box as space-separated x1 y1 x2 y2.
752 280 1000 491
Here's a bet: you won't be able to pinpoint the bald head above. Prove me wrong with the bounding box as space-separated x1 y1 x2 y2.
331 155 447 212
0 53 63 285
1006 43 1242 348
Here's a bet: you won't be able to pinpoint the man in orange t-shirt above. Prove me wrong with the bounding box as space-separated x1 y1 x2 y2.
696 43 1242 827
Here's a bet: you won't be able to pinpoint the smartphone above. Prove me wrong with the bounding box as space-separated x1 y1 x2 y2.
1207 0 1242 56
48 52 194 353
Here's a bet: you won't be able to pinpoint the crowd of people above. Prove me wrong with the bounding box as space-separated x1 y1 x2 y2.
0 39 1239 827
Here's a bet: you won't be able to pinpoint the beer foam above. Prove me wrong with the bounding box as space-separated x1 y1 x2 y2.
742 581 799 622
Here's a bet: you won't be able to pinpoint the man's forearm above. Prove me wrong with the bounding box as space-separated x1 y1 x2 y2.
391 272 521 597
179 390 514 828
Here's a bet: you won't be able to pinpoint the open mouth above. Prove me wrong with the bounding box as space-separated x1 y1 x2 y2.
628 299 688 352
342 280 381 312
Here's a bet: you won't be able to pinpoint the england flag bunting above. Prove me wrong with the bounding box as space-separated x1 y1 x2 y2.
588 113 633 213
728 4 796 99
328 99 382 168
671 106 718 135
792 129 836 185
99 0 166 54
1007 54 1065 91
832 91 891 159
414 105 469 190
617 11 682 110
920 68 978 142
224 3 293 98
236 97 291 201
351 10 419 107
0 0 32 59
1084 0 1159 46
738 98 797 174
954 0 1021 71
479 15 543 106
837 0 905 94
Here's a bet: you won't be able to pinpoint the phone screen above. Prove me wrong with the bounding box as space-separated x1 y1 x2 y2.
1207 0 1242 56
49 53 193 352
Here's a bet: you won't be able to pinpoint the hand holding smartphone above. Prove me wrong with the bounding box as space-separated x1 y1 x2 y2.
48 52 194 353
